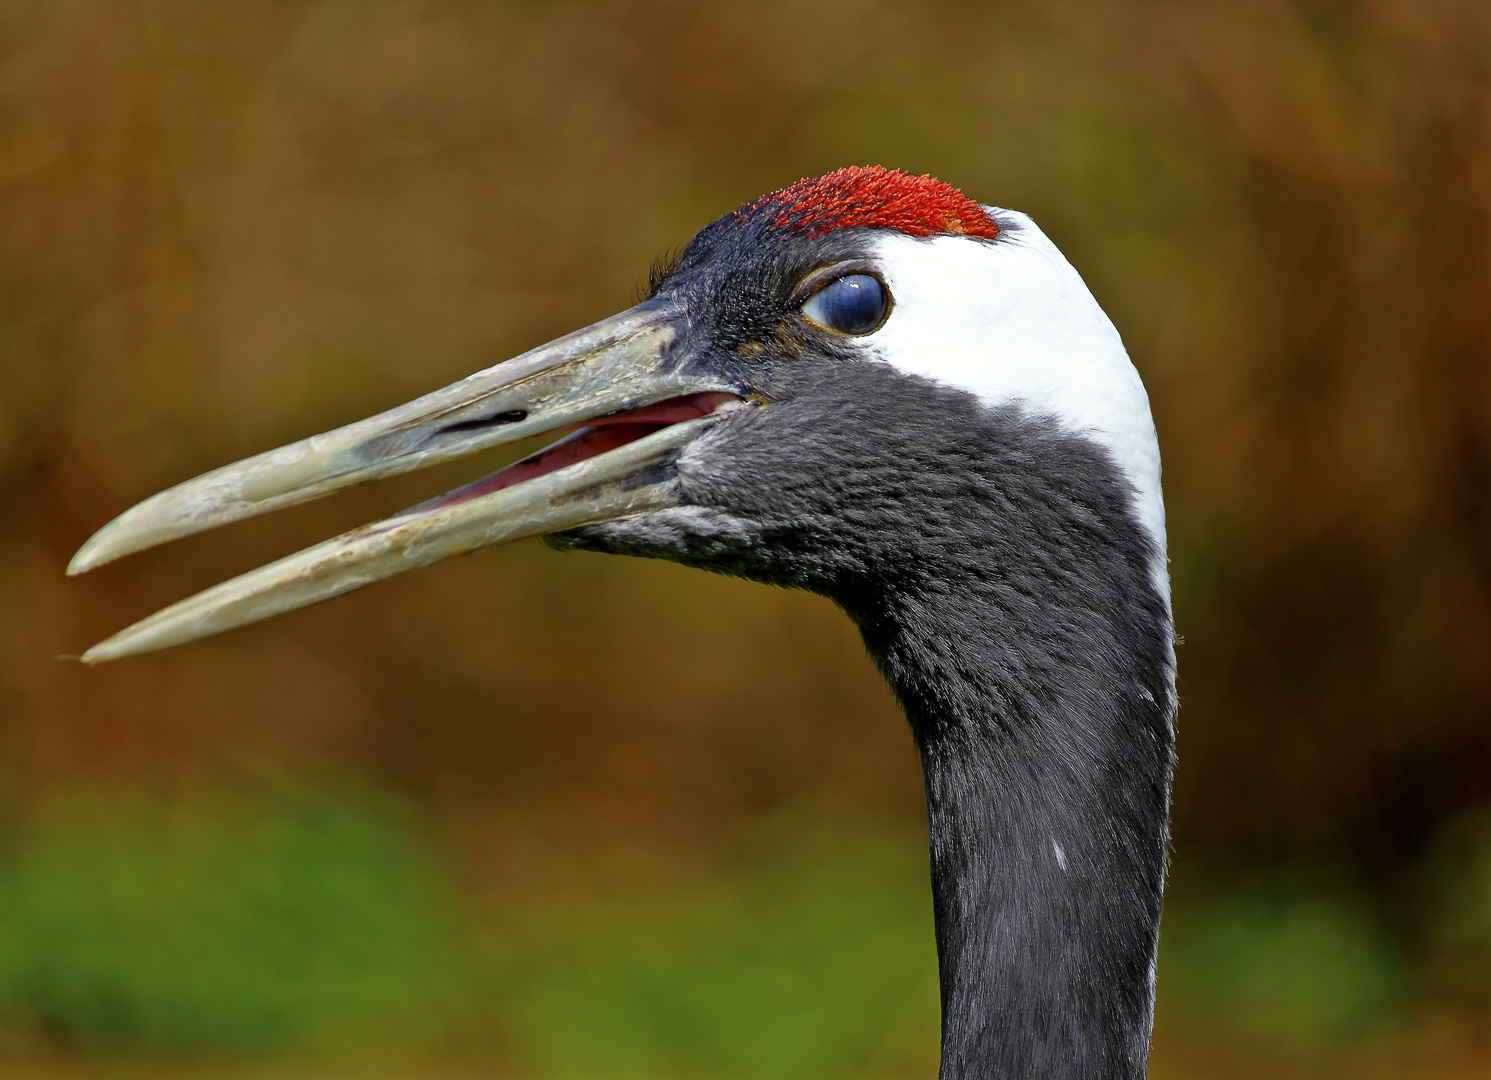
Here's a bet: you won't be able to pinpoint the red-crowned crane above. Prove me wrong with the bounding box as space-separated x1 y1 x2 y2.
70 167 1176 1079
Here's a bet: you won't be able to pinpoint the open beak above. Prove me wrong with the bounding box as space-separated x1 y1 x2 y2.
69 301 742 664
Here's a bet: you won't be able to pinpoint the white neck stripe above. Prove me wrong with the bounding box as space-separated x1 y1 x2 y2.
867 212 1170 607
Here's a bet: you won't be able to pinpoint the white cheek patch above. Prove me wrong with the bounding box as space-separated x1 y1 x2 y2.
868 214 1169 606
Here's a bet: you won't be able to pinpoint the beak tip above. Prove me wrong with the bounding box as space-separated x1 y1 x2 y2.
79 637 131 665
68 515 158 576
67 538 118 576
66 551 98 577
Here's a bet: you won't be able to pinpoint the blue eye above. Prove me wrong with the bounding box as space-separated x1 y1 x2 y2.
802 273 890 335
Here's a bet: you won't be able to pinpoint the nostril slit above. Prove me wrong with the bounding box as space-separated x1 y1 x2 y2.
441 409 528 435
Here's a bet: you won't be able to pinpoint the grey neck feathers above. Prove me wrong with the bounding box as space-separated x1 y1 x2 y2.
836 431 1174 1080
570 364 1176 1077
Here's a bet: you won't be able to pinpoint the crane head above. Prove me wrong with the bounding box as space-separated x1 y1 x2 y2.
69 167 1161 662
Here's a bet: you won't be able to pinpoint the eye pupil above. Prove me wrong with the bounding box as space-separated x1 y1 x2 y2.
803 273 889 335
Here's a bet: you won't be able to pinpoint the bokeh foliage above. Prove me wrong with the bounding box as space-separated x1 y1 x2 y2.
0 787 467 1056
491 824 940 1080
1159 890 1404 1053
5 791 1482 1074
0 0 1489 1073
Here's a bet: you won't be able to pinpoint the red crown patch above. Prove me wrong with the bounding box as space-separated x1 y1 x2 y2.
745 166 999 240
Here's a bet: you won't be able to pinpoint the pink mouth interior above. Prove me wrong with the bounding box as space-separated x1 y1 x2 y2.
422 391 742 512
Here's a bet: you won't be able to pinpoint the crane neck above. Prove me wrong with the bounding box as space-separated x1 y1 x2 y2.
838 447 1175 1080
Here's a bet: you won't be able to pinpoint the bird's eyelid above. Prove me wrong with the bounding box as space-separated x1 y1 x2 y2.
791 259 882 302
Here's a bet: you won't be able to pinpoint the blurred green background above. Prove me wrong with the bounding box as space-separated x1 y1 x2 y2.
1 1 1489 1076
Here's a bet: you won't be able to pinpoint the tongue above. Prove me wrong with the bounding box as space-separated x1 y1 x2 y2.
417 391 742 513
597 391 741 426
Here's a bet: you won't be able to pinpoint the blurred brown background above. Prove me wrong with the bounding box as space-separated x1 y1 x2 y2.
1 1 1489 1077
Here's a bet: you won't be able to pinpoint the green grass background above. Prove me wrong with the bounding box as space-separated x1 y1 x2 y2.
2 786 1483 1075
